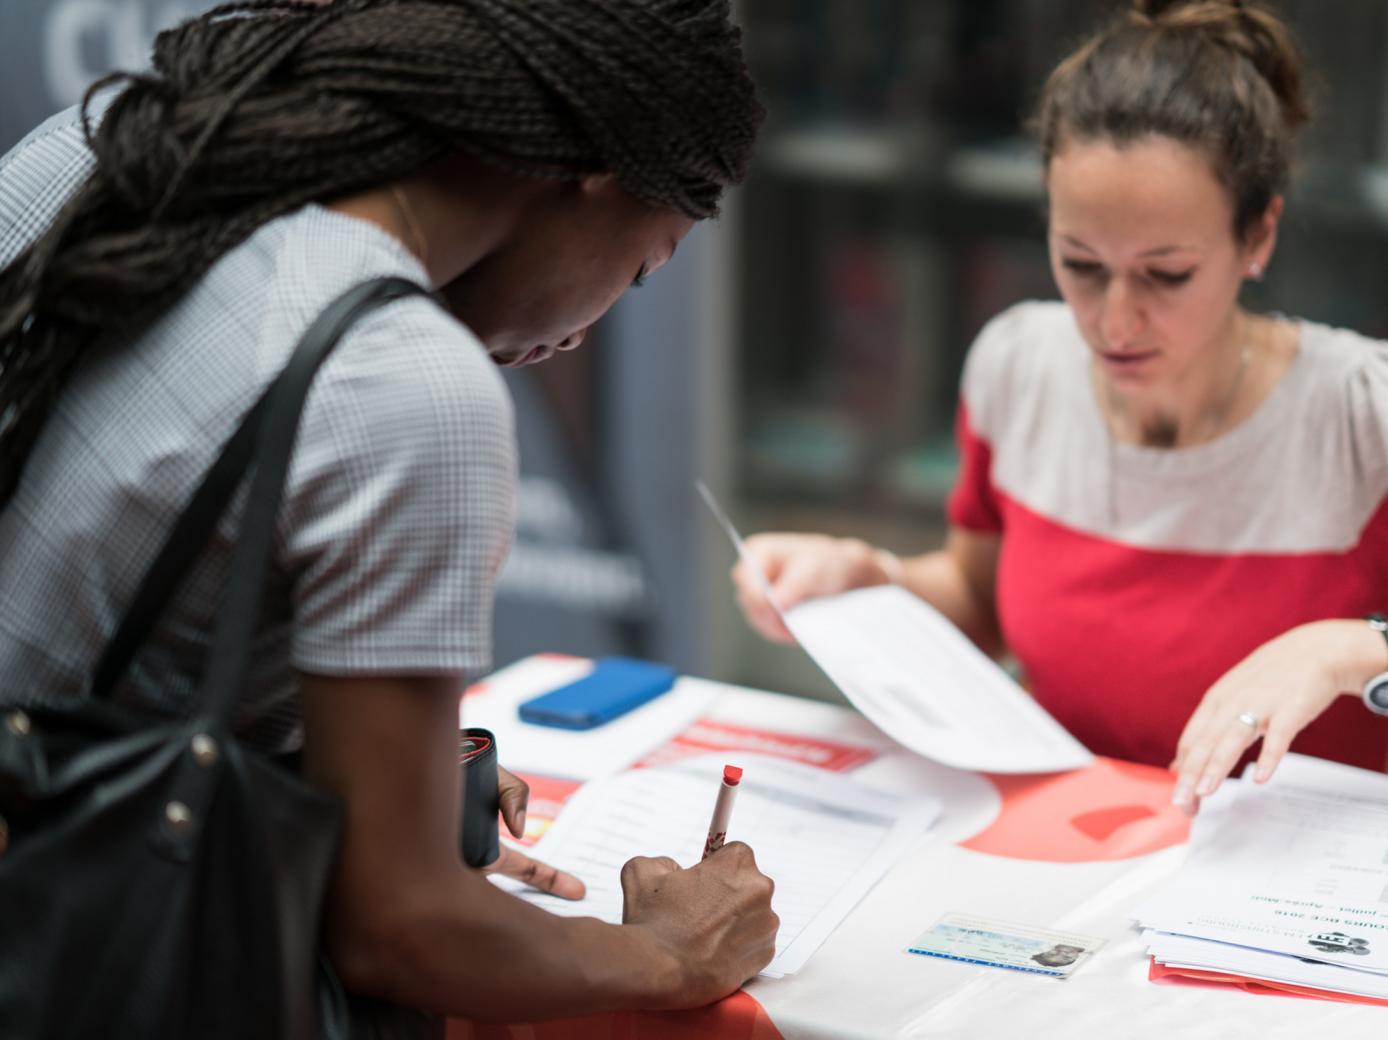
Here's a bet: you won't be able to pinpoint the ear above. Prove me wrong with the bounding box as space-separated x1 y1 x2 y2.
1243 194 1283 278
578 173 620 198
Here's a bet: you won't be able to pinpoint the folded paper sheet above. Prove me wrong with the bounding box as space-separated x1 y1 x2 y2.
697 481 1092 773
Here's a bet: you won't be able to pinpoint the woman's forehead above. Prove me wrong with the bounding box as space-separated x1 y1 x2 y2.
1047 136 1235 252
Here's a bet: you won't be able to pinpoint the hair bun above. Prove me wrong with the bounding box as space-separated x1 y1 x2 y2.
1130 0 1309 131
1132 0 1239 21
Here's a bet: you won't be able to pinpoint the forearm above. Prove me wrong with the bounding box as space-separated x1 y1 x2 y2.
301 673 693 1023
329 867 681 1021
894 549 1004 655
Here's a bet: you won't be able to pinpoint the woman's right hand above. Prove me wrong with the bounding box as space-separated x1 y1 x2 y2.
733 533 895 644
621 842 779 1007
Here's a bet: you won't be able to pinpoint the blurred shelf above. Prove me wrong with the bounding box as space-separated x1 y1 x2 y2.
740 410 958 517
758 125 1388 238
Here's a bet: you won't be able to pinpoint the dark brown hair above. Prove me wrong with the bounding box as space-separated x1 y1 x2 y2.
0 0 764 505
1035 0 1309 238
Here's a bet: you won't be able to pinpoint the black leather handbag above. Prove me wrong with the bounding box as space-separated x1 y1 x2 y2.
0 277 442 1039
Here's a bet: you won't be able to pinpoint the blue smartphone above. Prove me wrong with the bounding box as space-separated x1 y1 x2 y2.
518 657 677 730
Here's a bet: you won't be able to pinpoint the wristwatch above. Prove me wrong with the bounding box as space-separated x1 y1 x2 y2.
1362 614 1388 716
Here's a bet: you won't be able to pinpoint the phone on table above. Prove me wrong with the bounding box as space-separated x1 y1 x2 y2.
518 656 677 730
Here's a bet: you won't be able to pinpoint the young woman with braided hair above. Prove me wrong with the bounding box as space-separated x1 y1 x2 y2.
735 0 1388 807
0 0 775 1021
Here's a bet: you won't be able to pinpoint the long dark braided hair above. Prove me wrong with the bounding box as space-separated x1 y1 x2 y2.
0 0 763 505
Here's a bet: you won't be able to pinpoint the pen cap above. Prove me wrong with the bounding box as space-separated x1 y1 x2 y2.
458 727 500 868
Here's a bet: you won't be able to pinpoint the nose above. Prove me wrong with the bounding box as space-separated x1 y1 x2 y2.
556 330 586 352
1099 278 1143 350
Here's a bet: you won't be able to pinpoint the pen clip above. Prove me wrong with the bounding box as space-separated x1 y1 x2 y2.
695 480 780 609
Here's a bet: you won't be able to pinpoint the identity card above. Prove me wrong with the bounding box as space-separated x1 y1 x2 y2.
907 912 1105 978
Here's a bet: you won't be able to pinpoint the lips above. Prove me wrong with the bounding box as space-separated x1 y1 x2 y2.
1098 350 1158 372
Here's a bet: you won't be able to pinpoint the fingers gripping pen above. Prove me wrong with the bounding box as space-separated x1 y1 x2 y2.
702 764 743 860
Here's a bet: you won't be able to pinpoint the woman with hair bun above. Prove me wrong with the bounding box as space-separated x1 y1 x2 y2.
0 0 776 1024
735 0 1388 811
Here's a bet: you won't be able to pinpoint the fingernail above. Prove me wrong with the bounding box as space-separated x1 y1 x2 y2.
1254 765 1271 783
1171 784 1194 807
1195 775 1216 797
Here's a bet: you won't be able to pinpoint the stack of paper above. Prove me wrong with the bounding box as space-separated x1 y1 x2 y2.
1132 754 1388 1004
496 754 940 977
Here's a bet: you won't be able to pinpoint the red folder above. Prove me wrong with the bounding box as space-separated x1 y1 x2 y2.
1149 958 1388 1008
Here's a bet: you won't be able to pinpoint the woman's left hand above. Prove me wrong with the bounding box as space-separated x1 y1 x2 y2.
480 765 586 899
1170 620 1386 815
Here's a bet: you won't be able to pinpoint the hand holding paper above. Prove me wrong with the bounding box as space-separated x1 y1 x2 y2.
700 482 1091 774
732 532 893 645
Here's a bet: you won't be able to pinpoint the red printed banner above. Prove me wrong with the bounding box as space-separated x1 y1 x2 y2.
506 773 582 846
504 722 875 845
636 719 877 773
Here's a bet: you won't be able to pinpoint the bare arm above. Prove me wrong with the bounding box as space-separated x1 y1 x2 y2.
895 528 1003 655
300 672 777 1021
734 526 1003 656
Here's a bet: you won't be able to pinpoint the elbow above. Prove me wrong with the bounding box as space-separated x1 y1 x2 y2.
321 889 540 1023
324 909 422 1008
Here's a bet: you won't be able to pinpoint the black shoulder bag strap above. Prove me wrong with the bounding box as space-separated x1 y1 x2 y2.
89 276 431 704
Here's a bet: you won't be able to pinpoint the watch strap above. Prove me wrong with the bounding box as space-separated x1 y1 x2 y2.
1362 614 1388 716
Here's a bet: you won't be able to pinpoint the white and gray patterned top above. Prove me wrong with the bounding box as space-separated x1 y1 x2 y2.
960 300 1388 553
0 103 517 752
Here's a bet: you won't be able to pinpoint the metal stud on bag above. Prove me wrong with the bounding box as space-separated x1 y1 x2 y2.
5 710 30 737
190 733 219 768
164 801 194 835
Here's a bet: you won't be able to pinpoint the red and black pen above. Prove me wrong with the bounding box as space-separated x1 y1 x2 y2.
701 764 743 859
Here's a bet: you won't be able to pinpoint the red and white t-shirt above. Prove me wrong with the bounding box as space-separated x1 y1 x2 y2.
948 301 1388 770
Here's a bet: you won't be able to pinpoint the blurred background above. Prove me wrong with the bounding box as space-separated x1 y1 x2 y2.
5 0 1388 701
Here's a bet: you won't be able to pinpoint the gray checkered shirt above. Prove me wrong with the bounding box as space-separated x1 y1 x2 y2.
0 103 517 751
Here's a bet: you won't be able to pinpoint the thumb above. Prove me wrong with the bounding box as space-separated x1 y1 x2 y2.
619 854 681 917
771 555 828 612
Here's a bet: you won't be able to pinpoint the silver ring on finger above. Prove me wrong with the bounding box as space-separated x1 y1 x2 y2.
1236 710 1261 730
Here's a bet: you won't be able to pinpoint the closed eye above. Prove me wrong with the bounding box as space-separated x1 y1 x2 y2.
1061 258 1103 278
1149 269 1194 288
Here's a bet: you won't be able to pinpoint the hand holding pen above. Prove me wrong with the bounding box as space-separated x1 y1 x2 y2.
614 762 778 1002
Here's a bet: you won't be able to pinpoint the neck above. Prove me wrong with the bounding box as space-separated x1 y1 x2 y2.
326 155 543 288
1102 310 1253 449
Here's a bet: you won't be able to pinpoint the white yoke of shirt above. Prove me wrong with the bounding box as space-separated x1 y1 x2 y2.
0 103 517 752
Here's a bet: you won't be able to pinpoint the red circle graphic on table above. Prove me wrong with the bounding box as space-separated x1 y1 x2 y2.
960 757 1190 862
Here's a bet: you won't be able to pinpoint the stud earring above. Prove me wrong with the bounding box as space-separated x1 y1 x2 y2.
1247 262 1263 280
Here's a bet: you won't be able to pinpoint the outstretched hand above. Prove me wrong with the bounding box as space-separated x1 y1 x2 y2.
479 765 585 899
1170 620 1385 815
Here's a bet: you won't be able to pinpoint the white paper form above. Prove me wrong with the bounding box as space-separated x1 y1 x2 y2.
1134 754 1388 973
461 656 717 781
497 754 940 977
696 481 1092 774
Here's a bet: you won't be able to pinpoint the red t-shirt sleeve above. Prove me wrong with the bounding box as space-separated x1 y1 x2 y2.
946 399 1003 533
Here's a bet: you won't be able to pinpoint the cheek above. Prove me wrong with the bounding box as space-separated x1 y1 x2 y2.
1160 280 1232 343
563 247 646 331
1053 274 1103 331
